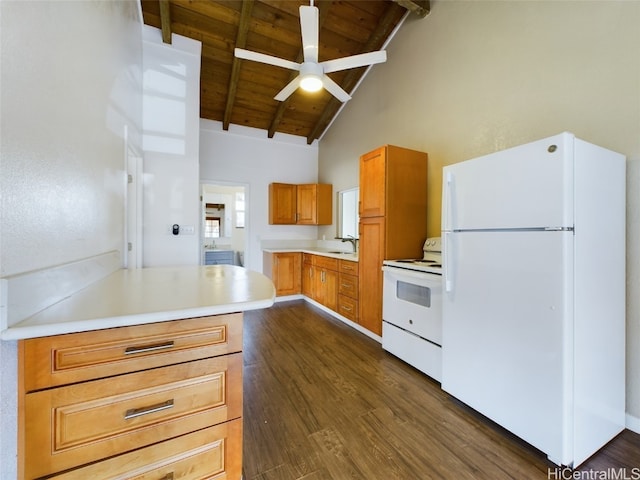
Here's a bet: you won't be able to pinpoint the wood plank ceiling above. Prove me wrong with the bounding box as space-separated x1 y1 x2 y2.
140 1 429 144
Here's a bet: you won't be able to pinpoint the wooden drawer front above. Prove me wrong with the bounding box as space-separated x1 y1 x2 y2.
21 313 242 391
315 255 338 271
24 354 242 479
339 259 359 275
303 253 314 265
338 273 359 299
338 294 358 322
51 420 242 480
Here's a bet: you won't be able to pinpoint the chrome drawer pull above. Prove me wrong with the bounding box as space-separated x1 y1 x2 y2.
124 341 175 355
124 399 174 420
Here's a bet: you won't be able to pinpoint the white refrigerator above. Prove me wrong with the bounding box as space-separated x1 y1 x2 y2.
441 132 625 467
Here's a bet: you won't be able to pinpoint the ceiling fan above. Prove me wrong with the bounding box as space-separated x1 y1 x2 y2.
234 1 387 102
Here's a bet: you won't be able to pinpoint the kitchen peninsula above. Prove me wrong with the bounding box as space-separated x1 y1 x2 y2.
1 264 275 479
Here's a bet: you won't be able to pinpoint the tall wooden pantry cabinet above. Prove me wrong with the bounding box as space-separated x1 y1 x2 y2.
358 145 428 336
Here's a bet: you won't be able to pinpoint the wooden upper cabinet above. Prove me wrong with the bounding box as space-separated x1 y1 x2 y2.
269 183 297 224
297 184 332 225
359 147 387 218
269 183 332 225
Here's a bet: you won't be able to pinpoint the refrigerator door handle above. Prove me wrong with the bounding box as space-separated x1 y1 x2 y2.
444 232 453 292
444 171 454 231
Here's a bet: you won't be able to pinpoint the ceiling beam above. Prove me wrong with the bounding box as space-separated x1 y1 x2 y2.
268 0 333 139
158 0 172 44
306 3 405 144
223 0 255 131
392 0 430 18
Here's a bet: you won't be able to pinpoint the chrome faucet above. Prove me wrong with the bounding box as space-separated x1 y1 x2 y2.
341 235 358 253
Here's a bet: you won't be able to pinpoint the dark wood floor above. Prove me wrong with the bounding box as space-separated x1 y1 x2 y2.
242 300 640 479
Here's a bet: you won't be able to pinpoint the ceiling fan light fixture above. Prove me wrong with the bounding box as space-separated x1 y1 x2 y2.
300 74 323 92
299 61 324 93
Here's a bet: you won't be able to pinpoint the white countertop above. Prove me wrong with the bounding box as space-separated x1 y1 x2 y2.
1 265 275 341
262 247 358 262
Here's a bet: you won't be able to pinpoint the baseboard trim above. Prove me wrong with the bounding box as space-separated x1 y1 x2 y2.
626 413 640 434
273 294 304 303
272 294 387 343
302 297 382 343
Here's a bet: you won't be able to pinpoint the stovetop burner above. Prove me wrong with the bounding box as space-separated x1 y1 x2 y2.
394 259 440 266
382 237 442 274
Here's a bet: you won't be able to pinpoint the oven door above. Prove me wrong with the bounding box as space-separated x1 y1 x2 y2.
382 266 442 344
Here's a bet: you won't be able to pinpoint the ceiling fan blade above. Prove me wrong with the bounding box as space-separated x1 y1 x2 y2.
299 5 319 63
274 76 302 102
234 48 300 71
321 75 351 102
321 50 387 74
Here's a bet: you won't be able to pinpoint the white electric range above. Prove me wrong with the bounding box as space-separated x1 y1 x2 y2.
381 237 443 382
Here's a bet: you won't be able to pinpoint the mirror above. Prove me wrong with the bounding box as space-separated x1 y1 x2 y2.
337 187 359 239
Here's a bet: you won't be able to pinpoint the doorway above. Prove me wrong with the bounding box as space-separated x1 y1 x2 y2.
200 182 248 267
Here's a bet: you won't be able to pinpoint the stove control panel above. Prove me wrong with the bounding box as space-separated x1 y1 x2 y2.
423 237 441 253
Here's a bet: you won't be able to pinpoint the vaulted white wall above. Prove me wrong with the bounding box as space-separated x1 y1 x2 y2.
0 1 143 476
142 26 202 267
318 0 640 429
1 1 142 277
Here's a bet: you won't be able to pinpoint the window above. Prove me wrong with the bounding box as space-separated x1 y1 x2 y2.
204 217 221 238
235 191 245 228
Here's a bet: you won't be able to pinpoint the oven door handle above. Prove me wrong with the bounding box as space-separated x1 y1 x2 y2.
382 266 442 287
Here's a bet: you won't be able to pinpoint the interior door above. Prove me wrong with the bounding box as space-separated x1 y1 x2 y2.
442 230 573 463
126 151 143 269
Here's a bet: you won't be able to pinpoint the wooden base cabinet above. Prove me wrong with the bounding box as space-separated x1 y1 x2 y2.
301 254 341 312
18 314 244 480
263 251 302 296
302 253 315 298
337 259 359 323
49 420 242 480
314 255 338 311
358 216 386 335
303 255 357 322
